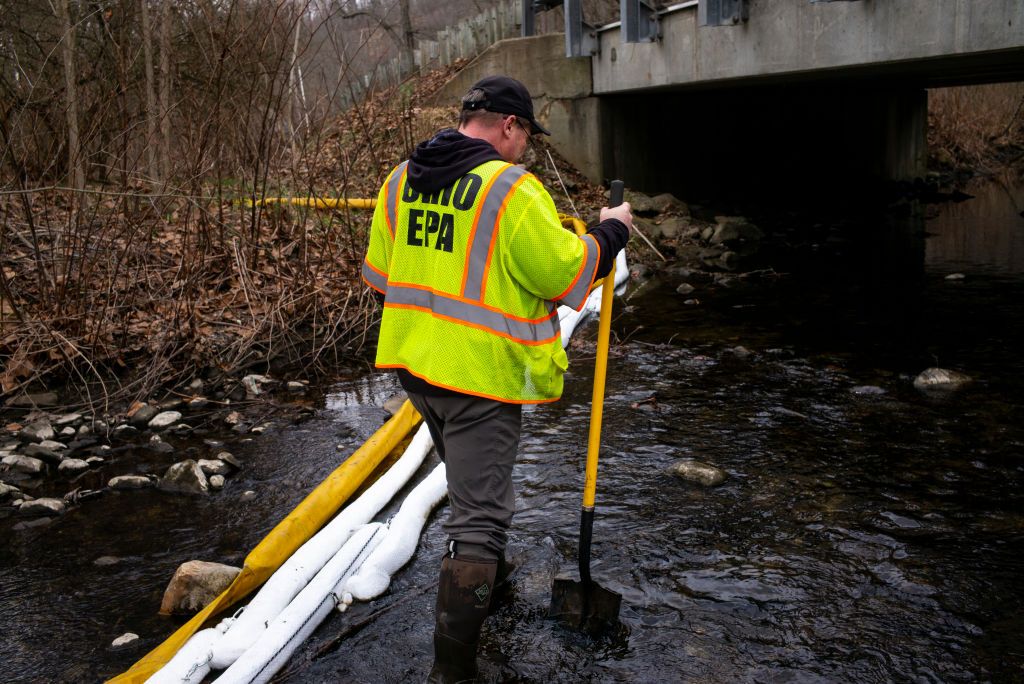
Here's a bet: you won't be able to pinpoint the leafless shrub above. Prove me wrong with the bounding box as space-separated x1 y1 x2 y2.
0 0 449 412
928 83 1024 171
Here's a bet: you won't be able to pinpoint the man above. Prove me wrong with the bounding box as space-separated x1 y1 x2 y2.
362 75 632 683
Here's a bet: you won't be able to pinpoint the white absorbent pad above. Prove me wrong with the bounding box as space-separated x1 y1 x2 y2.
213 522 386 684
345 462 448 601
207 423 433 668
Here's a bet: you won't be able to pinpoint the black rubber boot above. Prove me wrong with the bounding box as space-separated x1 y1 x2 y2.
487 555 515 616
427 553 498 684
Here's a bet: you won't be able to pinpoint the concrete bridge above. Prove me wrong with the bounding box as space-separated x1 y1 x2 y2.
435 0 1024 198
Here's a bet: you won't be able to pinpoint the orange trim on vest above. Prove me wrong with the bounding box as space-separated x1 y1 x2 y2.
361 275 386 295
553 234 600 309
375 363 560 404
364 259 388 278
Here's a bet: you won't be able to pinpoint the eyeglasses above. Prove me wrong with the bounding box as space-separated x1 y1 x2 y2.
508 116 538 144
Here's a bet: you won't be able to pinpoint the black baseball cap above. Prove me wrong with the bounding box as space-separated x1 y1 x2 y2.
461 75 551 136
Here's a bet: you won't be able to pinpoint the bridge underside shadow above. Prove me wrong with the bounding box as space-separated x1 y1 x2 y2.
600 84 928 203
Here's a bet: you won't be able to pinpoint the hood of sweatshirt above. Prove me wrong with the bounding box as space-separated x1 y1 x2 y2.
406 128 505 194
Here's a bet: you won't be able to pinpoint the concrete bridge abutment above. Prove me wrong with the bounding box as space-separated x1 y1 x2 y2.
600 83 928 201
433 31 933 201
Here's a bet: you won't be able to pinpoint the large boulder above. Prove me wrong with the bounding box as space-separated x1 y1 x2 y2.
382 393 407 416
3 454 45 475
148 411 182 429
159 560 241 614
648 216 690 241
147 438 175 455
614 190 690 217
58 458 90 475
623 190 659 215
19 421 55 443
54 413 83 428
649 192 690 216
711 216 764 247
23 443 63 465
0 482 22 500
197 459 229 476
158 460 209 494
19 497 66 516
913 368 972 390
111 632 139 650
216 451 242 469
127 401 158 427
667 459 728 487
109 475 155 490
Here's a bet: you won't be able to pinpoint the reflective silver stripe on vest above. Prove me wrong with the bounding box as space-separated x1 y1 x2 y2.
386 161 408 236
362 260 388 293
387 284 559 344
462 164 529 301
557 233 600 310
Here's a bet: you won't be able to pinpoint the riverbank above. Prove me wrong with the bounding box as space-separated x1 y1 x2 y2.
0 60 689 421
928 83 1024 180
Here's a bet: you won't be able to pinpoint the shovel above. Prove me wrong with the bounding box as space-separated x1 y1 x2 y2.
548 180 625 634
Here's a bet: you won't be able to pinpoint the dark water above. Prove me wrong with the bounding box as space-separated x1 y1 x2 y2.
2 179 1023 683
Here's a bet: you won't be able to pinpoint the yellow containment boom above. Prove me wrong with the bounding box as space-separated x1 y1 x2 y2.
243 197 377 209
108 400 421 683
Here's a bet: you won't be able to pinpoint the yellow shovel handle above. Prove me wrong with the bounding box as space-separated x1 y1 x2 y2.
582 179 623 510
583 259 615 509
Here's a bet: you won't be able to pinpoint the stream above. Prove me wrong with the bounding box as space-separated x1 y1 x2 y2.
1 178 1023 683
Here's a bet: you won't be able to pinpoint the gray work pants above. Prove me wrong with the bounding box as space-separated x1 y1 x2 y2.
407 391 522 560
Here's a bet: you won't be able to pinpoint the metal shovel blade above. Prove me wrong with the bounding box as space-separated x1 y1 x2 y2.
549 576 622 635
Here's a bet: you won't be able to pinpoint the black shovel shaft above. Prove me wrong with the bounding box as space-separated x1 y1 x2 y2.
579 507 594 586
549 180 626 634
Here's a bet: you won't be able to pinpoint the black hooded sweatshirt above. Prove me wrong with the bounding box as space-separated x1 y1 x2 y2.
394 128 630 396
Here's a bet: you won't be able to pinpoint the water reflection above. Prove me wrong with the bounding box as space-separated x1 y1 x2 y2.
926 175 1024 273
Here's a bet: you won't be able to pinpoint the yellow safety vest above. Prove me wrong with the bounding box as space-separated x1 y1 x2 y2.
362 159 600 403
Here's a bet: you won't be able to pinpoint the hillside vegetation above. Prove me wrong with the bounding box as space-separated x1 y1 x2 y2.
0 62 611 412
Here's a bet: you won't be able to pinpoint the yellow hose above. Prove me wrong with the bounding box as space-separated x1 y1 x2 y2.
108 400 421 683
243 197 377 209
